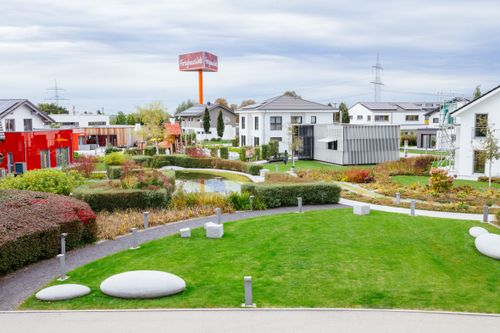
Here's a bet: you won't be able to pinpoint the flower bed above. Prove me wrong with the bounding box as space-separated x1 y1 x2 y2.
0 190 96 275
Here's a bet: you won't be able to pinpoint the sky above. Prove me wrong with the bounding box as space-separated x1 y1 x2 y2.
1 0 499 115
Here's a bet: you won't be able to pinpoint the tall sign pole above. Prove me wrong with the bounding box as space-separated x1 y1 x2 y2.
198 69 204 104
179 51 218 105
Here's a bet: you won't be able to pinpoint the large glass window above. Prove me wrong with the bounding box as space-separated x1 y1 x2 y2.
473 150 486 173
254 116 259 130
241 117 246 130
23 119 33 131
474 114 488 137
270 116 282 130
40 150 50 168
56 147 70 167
5 119 15 131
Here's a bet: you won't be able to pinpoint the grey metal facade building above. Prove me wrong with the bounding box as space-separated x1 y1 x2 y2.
307 124 400 165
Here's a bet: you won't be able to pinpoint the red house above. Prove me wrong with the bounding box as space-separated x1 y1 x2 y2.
0 129 74 174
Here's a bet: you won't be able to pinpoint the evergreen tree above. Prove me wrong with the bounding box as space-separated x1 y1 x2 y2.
203 107 211 137
216 110 225 138
38 103 69 114
473 85 482 100
339 102 350 123
113 111 127 125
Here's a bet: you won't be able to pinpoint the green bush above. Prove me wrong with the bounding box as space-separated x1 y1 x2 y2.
261 144 270 160
105 147 121 155
104 152 129 166
232 136 239 147
0 190 97 275
220 147 229 159
228 192 266 210
239 147 247 162
107 166 123 179
144 146 157 156
158 147 166 154
124 147 141 155
241 183 341 208
401 133 417 146
478 176 500 184
131 155 153 167
209 147 219 157
254 147 261 160
269 140 279 158
0 169 84 195
72 186 169 212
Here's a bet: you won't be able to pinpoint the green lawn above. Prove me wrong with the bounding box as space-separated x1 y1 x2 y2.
199 140 232 147
400 148 446 156
262 160 373 173
392 175 500 190
174 170 251 183
22 209 500 313
95 162 107 171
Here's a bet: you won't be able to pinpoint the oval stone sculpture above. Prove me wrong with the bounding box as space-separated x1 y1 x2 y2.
36 284 91 301
100 270 186 299
469 226 489 238
475 234 500 260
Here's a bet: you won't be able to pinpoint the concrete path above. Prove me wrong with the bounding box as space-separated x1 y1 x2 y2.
1 309 499 333
160 166 265 182
0 204 346 311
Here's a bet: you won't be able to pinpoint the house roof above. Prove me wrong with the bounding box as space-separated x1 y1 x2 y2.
0 99 54 123
358 101 433 112
450 85 500 116
164 122 181 136
238 94 335 111
178 103 234 117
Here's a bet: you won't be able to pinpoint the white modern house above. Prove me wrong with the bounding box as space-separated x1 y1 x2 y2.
51 113 110 127
178 103 237 140
451 85 500 179
237 94 336 151
0 99 54 132
348 102 440 134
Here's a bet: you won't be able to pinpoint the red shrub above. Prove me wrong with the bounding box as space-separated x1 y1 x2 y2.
185 146 207 158
71 155 97 178
343 169 374 183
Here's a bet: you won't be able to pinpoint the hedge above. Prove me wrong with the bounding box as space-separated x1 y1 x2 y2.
151 154 263 175
107 165 123 179
72 187 170 212
0 190 97 275
220 147 229 159
124 147 141 155
144 146 157 156
0 169 84 195
241 183 341 208
131 155 153 167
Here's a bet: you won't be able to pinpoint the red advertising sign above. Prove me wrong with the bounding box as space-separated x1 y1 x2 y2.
179 52 218 72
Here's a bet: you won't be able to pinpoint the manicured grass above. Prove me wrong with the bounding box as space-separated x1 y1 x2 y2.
199 140 232 147
174 170 251 183
400 148 446 156
95 162 107 171
392 175 500 190
22 209 500 313
262 160 373 173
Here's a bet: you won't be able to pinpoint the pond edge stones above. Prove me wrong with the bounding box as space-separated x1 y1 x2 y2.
474 233 500 260
36 284 91 301
100 270 186 299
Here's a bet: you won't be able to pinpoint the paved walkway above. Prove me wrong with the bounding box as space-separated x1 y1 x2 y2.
1 309 499 332
160 166 265 182
0 204 346 311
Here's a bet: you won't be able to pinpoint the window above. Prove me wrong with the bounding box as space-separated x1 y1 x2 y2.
367 115 371 121
333 112 340 123
241 117 246 129
23 119 33 131
433 117 439 124
254 116 259 130
40 150 50 169
88 121 106 126
474 114 488 137
374 115 389 122
349 115 353 120
405 115 419 121
270 137 282 142
311 116 317 124
357 115 363 120
473 150 486 173
5 119 15 131
270 116 282 130
55 147 70 167
253 137 260 147
327 141 338 150
7 152 14 173
241 135 246 146
291 116 302 124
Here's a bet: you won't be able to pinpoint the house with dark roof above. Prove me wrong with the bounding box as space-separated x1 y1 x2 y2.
0 99 54 134
236 94 336 152
177 103 237 140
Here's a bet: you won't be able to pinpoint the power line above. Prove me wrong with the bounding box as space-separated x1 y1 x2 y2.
46 79 68 105
370 53 383 102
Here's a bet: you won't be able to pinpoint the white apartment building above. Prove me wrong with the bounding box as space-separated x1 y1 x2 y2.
178 103 237 140
0 99 54 132
451 85 500 179
237 94 336 151
51 113 110 127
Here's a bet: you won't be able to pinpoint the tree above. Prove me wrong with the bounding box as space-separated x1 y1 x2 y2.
229 103 238 111
473 85 482 100
339 102 350 123
136 101 169 145
216 111 225 138
126 113 140 125
38 103 69 114
240 99 256 108
113 111 127 125
284 91 301 98
214 98 228 107
175 99 195 115
479 118 500 188
203 106 211 138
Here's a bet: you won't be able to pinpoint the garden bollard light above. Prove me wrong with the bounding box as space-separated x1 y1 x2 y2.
410 200 416 216
60 233 68 255
249 195 254 211
57 254 68 281
130 228 139 250
242 276 256 307
297 197 303 213
396 192 401 205
143 211 149 229
275 164 278 172
215 207 222 224
483 205 489 223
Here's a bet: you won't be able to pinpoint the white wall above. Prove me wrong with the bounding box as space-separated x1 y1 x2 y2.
1 104 48 131
349 104 426 131
454 91 500 178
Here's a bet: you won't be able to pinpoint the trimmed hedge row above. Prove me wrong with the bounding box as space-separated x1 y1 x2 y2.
0 190 97 275
241 183 341 208
151 154 263 175
72 187 169 212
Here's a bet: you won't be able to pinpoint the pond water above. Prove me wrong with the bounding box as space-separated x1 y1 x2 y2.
175 172 242 194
